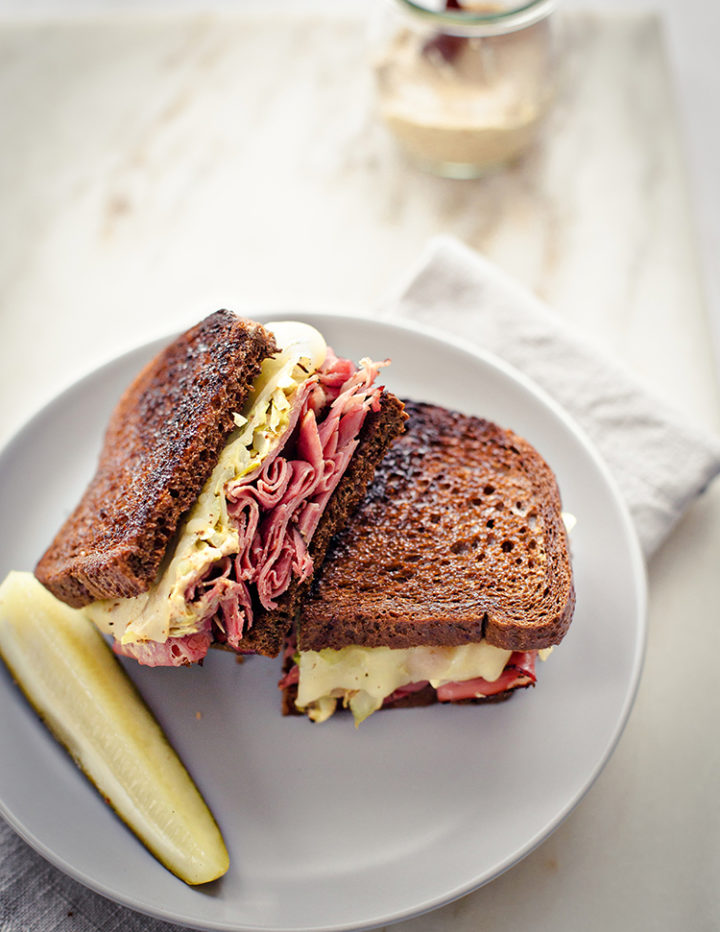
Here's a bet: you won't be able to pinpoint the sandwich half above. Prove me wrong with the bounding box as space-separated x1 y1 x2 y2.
35 311 406 666
280 400 575 724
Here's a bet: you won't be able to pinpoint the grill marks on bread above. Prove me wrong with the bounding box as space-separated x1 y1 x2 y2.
35 311 276 608
299 402 575 653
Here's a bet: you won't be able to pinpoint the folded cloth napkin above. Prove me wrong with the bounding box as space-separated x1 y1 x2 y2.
375 235 720 559
0 819 191 932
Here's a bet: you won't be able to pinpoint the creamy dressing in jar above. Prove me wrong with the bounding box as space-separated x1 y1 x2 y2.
373 1 557 177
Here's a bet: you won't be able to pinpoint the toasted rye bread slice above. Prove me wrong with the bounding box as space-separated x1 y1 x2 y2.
237 390 408 657
297 401 575 654
35 311 276 608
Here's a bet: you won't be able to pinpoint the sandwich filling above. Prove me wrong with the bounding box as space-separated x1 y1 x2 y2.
280 642 553 724
86 322 388 666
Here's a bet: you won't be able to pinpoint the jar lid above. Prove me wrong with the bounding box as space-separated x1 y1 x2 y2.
392 0 555 36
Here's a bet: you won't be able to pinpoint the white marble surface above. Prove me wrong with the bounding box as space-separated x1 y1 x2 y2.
0 7 719 932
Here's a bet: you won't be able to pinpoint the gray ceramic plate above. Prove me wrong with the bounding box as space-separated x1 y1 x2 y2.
0 313 646 932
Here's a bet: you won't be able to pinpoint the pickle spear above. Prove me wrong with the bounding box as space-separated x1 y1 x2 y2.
0 571 229 885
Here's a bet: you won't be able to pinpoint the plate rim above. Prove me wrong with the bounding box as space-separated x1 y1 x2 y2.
0 310 648 932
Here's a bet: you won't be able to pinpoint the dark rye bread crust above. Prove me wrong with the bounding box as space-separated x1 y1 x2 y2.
298 401 575 654
238 391 407 657
35 311 276 608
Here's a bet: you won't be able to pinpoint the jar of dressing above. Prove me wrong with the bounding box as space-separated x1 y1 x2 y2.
372 0 558 178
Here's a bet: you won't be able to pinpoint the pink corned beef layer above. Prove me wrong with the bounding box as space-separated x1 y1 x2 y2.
277 652 538 705
115 351 385 667
416 651 536 702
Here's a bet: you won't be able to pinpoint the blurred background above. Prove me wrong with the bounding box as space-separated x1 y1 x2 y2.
1 0 718 441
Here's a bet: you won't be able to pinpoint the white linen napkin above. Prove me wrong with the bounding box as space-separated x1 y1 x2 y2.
375 235 720 559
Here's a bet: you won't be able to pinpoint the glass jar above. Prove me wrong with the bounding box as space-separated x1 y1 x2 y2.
371 0 558 178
